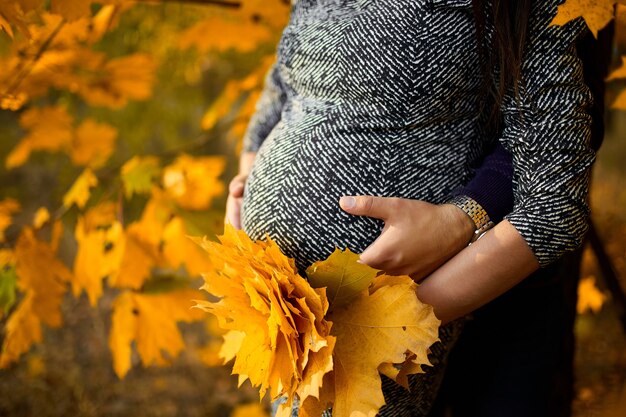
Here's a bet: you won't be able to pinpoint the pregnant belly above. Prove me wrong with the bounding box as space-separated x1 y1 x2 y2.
241 120 389 273
241 113 472 273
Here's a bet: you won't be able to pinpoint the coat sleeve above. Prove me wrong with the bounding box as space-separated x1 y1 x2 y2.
241 59 288 153
500 0 596 267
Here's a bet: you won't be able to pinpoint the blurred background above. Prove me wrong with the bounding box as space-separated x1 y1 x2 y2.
0 1 625 416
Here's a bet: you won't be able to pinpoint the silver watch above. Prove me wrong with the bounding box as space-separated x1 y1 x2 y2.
444 195 495 244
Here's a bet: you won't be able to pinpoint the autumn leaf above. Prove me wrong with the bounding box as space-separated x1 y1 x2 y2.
6 106 73 169
0 198 21 243
550 0 616 37
194 224 335 403
78 53 156 108
240 0 291 29
162 216 213 277
1 225 73 367
120 156 161 199
72 203 125 306
196 226 440 417
300 274 440 417
178 15 272 54
0 294 43 368
51 0 91 21
62 168 98 209
14 226 72 327
307 248 378 310
577 275 608 313
70 119 118 168
110 223 161 290
162 154 226 211
109 289 205 378
0 250 17 317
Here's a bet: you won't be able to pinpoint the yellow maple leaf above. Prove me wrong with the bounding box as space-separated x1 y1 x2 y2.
14 227 72 327
120 156 161 199
50 0 92 21
0 198 21 243
577 275 608 314
241 0 291 29
6 106 73 169
307 248 379 309
197 227 440 417
178 15 272 53
70 118 118 168
109 289 205 378
72 204 125 306
1 225 73 367
110 222 161 290
78 53 156 108
162 216 212 277
162 154 225 211
550 0 616 38
108 291 136 378
0 294 42 368
62 168 98 209
301 274 440 417
194 224 335 403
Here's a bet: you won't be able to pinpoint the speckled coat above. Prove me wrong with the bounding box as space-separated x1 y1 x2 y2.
240 0 594 415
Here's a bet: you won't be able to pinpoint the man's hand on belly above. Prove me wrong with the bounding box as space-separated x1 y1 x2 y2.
338 195 475 281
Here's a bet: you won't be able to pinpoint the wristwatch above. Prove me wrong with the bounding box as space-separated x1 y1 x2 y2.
444 195 495 244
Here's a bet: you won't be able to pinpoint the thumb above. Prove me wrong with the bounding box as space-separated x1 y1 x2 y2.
339 195 396 220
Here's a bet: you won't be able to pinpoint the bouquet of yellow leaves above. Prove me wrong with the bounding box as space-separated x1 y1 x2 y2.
193 224 440 417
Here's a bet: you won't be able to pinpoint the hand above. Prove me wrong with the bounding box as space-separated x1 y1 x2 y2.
339 195 476 281
224 173 248 230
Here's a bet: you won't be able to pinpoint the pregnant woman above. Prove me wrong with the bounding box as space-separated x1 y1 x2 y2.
225 0 595 415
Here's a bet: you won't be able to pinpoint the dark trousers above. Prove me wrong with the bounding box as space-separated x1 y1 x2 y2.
429 250 582 417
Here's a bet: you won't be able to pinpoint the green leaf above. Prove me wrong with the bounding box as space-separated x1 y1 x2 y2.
0 265 17 317
120 156 161 199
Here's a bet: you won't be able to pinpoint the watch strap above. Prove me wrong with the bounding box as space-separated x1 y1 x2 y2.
444 195 495 244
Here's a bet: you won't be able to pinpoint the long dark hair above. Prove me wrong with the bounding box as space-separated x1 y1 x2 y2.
472 0 532 122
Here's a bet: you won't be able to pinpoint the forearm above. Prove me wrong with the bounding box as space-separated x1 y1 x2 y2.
416 219 540 324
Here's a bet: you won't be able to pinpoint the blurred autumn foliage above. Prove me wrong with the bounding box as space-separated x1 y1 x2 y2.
0 0 289 385
0 0 625 416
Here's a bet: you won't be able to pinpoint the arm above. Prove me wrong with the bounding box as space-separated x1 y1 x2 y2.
341 142 515 281
342 0 594 322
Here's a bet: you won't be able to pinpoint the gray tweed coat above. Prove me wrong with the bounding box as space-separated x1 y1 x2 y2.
240 0 594 415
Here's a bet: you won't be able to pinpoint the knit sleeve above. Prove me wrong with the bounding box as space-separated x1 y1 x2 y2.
453 142 514 224
500 0 595 267
241 60 288 153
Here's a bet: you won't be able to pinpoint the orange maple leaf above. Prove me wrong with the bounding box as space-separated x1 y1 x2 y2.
72 203 125 306
550 0 616 38
194 224 335 404
162 154 226 211
109 289 205 378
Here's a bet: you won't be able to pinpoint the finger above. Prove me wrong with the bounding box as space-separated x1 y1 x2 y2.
224 197 242 229
229 175 247 197
339 195 398 220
